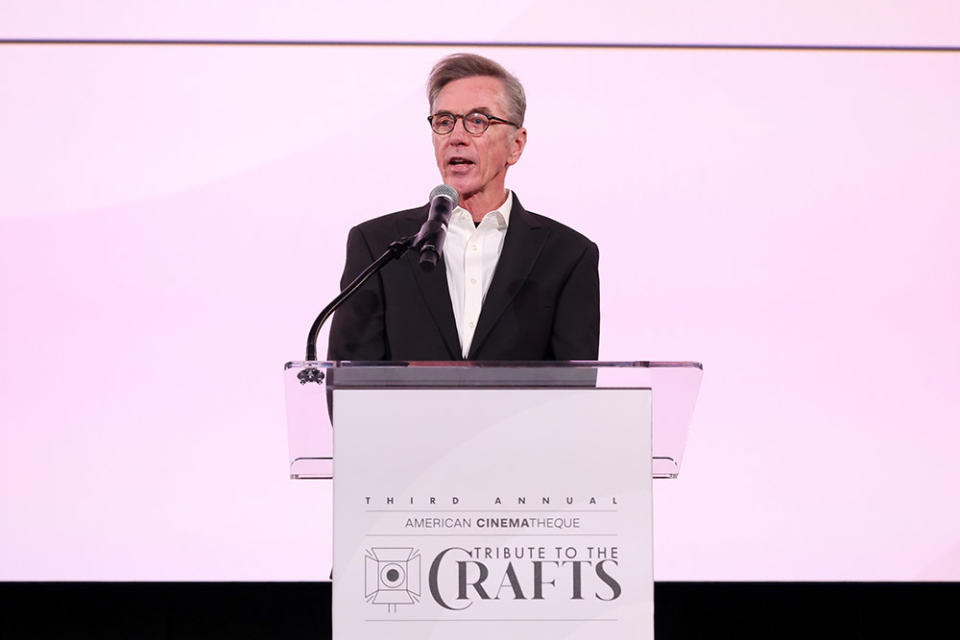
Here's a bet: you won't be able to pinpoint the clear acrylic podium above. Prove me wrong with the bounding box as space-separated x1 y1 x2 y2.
285 360 703 481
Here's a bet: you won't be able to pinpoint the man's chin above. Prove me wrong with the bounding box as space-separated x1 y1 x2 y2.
441 177 475 198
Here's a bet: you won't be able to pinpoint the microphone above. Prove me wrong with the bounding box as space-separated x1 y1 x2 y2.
415 184 459 272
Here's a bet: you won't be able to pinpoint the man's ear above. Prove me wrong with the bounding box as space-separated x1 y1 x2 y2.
506 127 527 166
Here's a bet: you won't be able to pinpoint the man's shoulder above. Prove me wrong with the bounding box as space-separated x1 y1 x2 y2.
519 207 597 250
346 206 429 253
352 205 427 234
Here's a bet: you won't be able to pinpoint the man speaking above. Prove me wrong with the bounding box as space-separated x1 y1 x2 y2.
328 53 599 361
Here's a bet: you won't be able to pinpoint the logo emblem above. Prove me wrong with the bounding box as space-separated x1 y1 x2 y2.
364 547 421 612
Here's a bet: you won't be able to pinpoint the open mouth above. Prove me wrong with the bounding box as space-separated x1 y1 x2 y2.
448 157 475 168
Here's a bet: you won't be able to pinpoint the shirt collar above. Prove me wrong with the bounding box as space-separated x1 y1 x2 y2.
451 190 513 231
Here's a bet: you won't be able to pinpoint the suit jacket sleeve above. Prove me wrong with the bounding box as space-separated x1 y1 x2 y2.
550 240 600 360
326 225 389 360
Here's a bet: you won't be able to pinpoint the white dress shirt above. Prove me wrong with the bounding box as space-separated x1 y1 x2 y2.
443 190 513 358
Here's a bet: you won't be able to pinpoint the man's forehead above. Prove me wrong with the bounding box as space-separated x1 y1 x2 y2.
435 105 497 115
433 76 507 109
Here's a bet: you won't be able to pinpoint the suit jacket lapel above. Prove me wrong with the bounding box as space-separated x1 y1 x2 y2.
396 207 462 360
468 196 548 359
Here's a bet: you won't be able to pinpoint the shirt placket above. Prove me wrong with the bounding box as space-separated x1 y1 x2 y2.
461 225 486 355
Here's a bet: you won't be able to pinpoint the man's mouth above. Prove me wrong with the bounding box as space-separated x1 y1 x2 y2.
448 157 474 167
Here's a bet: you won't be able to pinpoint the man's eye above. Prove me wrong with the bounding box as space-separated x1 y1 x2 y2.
467 114 488 127
435 115 455 127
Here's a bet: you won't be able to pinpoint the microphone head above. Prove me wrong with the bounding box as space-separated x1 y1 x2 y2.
429 184 459 207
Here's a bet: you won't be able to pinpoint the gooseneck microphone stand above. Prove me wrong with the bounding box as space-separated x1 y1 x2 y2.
297 235 415 384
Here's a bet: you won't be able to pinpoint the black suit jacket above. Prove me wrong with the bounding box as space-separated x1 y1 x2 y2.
327 195 599 361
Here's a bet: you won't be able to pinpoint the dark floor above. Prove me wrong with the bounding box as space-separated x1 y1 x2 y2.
0 582 955 639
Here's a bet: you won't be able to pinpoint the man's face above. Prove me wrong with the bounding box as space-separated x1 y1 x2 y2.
431 76 526 208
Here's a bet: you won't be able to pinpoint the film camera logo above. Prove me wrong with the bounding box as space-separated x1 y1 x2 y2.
364 547 422 612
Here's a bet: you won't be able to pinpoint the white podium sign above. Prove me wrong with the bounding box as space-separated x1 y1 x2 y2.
332 387 654 639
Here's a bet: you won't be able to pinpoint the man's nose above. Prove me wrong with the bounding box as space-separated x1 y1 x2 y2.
448 117 470 143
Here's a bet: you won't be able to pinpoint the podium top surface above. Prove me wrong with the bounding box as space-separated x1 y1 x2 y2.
286 360 700 387
285 359 702 369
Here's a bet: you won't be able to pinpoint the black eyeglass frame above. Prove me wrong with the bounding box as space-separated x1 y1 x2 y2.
427 111 521 136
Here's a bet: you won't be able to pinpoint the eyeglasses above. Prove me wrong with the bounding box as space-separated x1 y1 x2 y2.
428 111 520 136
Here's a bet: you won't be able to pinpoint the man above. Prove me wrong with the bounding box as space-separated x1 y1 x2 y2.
328 53 599 361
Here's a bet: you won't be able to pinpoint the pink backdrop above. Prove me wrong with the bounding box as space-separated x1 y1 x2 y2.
1 4 959 581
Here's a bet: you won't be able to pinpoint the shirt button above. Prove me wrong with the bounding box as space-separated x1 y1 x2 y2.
471 245 478 252
468 321 475 329
470 278 477 285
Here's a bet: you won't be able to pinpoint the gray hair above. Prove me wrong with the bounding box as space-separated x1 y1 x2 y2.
427 53 526 127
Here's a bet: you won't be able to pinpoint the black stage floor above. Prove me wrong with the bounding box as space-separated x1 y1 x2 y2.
1 582 955 639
